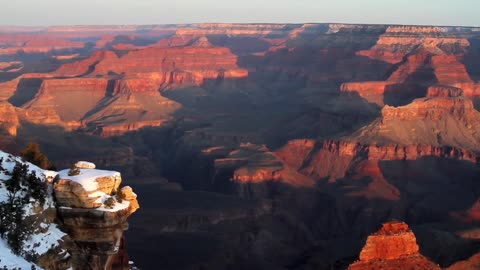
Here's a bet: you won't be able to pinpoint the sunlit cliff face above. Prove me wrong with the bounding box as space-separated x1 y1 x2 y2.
1 23 480 270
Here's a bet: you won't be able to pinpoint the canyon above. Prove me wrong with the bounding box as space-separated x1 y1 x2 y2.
0 23 480 269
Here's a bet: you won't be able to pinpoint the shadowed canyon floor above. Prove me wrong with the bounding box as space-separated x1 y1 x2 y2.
1 23 480 269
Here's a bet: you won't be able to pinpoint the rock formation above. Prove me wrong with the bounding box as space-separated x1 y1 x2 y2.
348 221 440 270
0 102 20 136
0 34 85 55
352 86 480 150
447 253 480 270
1 23 480 269
213 143 314 197
343 26 480 106
91 40 248 82
0 61 23 72
53 161 139 270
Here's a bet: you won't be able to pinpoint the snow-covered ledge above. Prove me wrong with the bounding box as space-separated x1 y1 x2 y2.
53 161 139 226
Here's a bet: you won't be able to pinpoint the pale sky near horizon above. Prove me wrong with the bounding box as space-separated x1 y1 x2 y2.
0 0 478 27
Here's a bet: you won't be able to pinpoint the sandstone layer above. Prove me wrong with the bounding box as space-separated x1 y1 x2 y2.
348 221 440 270
53 162 139 270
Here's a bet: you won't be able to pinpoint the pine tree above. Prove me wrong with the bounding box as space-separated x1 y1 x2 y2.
20 143 56 170
26 171 47 206
0 162 47 254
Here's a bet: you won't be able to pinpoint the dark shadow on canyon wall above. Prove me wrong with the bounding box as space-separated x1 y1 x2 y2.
8 78 43 107
465 36 480 81
7 119 480 269
125 178 351 270
376 157 480 267
383 83 429 107
383 63 436 106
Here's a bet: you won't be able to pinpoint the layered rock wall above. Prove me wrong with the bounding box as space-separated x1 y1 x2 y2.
53 162 139 270
348 221 440 270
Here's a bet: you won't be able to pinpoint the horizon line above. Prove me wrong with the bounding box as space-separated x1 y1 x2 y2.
0 21 479 29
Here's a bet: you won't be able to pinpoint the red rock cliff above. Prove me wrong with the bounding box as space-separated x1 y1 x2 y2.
348 221 440 270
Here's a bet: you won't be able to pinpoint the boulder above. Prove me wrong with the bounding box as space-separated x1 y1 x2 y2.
74 161 96 169
54 166 121 208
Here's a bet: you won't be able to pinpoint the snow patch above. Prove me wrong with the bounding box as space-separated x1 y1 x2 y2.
0 151 45 181
57 168 120 192
0 239 43 270
23 223 66 256
97 200 130 213
88 191 106 198
43 170 58 179
0 149 66 268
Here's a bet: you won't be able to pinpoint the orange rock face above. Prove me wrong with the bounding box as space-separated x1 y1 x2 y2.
175 23 292 36
0 61 23 72
18 75 181 135
345 26 477 105
215 143 314 188
348 221 440 270
92 41 248 82
381 96 475 121
53 51 117 77
359 222 419 261
431 55 473 84
0 34 85 55
0 102 19 136
426 85 463 98
340 82 392 105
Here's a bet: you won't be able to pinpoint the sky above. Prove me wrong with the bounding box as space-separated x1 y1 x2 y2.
0 0 478 27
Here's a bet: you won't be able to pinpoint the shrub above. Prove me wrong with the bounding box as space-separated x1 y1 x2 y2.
20 143 56 170
68 166 80 176
104 197 116 209
0 162 46 254
116 189 125 203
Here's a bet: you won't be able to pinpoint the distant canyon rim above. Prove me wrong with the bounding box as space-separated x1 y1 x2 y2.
0 23 480 269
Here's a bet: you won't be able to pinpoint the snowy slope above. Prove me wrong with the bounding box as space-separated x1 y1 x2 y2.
0 240 40 270
0 150 66 270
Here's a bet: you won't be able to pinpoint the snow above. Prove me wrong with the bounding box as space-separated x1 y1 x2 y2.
23 223 66 256
0 150 68 269
0 151 45 181
0 151 127 268
88 191 106 198
57 168 120 192
0 239 43 270
0 181 7 203
89 192 130 212
97 199 130 213
43 170 58 179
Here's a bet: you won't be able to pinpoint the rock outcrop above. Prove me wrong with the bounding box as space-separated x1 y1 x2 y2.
343 26 480 106
10 74 182 136
0 34 85 55
352 86 480 150
213 143 314 198
52 51 117 77
447 253 480 270
0 102 20 136
53 161 139 270
0 61 23 72
91 42 248 83
348 221 440 270
174 23 294 37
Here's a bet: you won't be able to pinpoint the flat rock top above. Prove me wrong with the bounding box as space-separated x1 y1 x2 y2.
359 221 419 261
375 221 411 235
57 168 120 192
